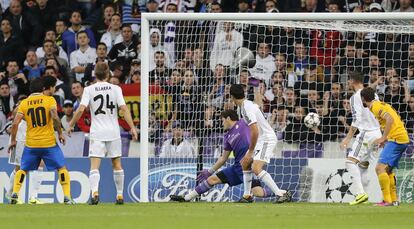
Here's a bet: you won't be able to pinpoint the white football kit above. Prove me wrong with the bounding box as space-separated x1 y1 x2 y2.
80 82 126 158
8 120 26 166
240 100 277 163
348 89 382 162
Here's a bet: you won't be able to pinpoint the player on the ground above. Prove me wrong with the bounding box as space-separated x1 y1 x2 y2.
8 76 74 204
68 62 138 205
170 110 277 202
230 84 292 203
361 87 409 206
6 96 45 204
340 72 382 205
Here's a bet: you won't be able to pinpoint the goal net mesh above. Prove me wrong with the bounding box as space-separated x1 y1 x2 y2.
143 18 414 203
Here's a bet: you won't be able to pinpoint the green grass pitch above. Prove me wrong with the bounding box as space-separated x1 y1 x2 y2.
1 203 414 229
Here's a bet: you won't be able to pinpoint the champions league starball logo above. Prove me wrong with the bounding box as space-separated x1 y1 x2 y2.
127 164 231 202
325 169 355 203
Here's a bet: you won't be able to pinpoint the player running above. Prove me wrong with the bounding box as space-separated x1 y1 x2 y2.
230 84 292 203
340 72 382 205
170 110 277 202
68 62 138 205
6 96 45 204
8 76 74 204
361 87 409 206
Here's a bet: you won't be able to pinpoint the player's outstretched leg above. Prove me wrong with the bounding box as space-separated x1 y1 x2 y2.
170 176 221 202
346 158 368 205
389 172 399 206
10 170 26 204
6 168 17 201
251 161 290 204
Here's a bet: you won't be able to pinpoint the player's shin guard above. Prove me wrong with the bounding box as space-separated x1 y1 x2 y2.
346 160 364 194
8 170 16 197
29 167 43 199
378 172 392 203
12 170 26 194
58 168 71 198
389 173 398 202
113 170 124 197
243 171 253 197
89 169 100 196
257 170 284 196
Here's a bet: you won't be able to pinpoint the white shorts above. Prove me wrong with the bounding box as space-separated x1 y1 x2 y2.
348 129 382 162
8 141 25 166
89 139 122 158
253 141 276 163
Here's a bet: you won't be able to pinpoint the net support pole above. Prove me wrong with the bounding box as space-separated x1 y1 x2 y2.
140 16 150 203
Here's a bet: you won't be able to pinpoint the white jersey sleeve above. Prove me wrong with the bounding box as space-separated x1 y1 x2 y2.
350 89 380 131
80 86 90 107
115 86 126 107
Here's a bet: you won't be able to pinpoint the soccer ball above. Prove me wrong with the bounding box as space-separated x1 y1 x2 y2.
232 47 256 68
304 112 320 129
325 169 355 203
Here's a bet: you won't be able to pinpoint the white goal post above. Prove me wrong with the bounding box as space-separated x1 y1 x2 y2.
140 12 414 203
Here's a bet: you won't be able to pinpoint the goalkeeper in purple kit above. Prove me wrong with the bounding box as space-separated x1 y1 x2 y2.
170 110 287 202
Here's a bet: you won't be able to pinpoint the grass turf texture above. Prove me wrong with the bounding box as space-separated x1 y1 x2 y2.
1 203 414 229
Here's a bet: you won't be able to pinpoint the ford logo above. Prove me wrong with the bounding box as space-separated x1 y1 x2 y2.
128 164 237 202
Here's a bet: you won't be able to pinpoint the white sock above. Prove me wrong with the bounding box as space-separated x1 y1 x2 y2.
29 167 44 199
184 190 198 201
8 170 16 196
89 169 100 195
113 170 124 196
346 160 364 194
258 170 285 196
359 167 370 191
243 171 253 196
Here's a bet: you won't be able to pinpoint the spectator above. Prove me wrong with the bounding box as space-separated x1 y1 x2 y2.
71 80 91 133
209 22 243 70
22 50 45 80
267 83 286 110
71 81 83 109
238 0 251 12
383 76 409 119
249 42 276 85
208 64 229 107
61 99 77 131
0 18 25 67
159 121 196 158
83 42 109 85
284 106 308 143
125 70 141 84
36 30 69 62
268 106 288 133
100 14 123 54
55 19 67 47
309 27 342 71
149 28 169 70
394 0 414 12
0 60 29 96
62 10 96 56
0 82 14 117
30 0 58 36
109 76 121 86
38 40 70 77
4 0 42 47
108 24 138 77
44 66 66 105
146 0 159 13
284 87 299 114
304 0 326 12
91 3 116 42
291 40 317 81
158 0 194 12
70 31 97 82
327 1 342 12
149 51 172 85
338 96 353 134
368 68 387 95
265 0 279 12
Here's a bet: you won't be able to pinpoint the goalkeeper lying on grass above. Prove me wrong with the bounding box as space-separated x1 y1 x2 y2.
170 110 291 203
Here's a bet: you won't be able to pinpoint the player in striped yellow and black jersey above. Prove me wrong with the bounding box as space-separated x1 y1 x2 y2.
8 76 74 204
361 87 409 206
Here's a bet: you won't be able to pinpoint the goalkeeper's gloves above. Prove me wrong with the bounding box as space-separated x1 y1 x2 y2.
196 168 215 182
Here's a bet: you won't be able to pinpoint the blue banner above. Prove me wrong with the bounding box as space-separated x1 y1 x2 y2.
0 158 307 203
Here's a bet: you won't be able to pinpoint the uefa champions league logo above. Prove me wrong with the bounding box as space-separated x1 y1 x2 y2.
128 164 230 202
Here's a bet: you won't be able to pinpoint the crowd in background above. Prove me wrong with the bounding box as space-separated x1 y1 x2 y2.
1 0 414 157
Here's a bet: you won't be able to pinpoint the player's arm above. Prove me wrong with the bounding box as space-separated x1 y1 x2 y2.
50 106 63 135
373 105 393 147
119 105 138 141
380 113 394 140
210 150 231 173
68 104 86 133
